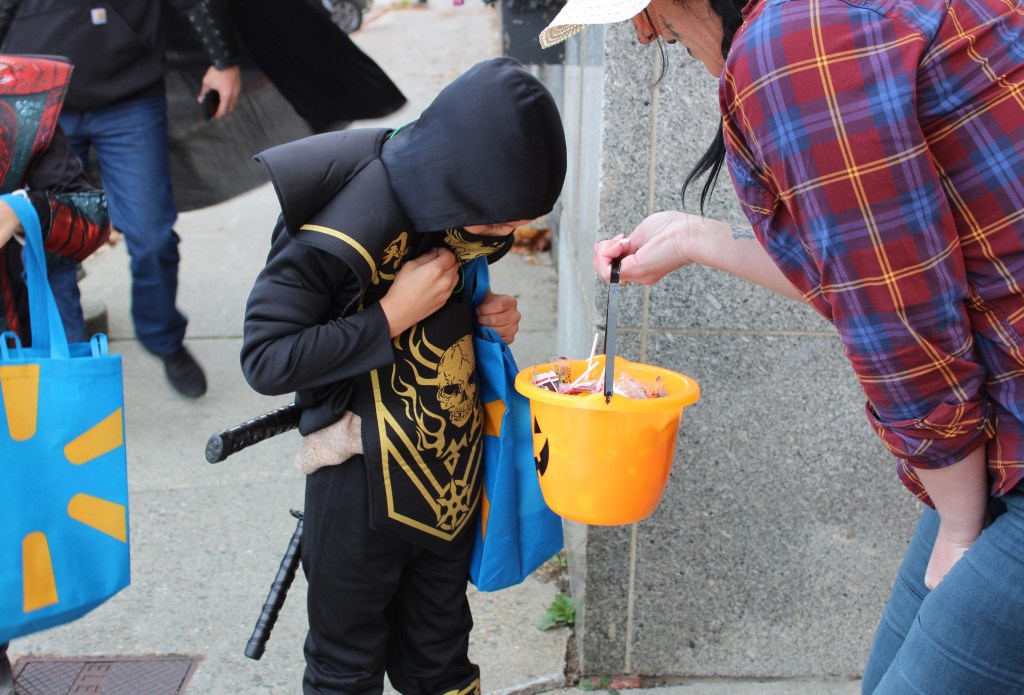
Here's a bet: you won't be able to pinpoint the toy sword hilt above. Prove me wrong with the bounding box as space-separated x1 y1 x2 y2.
205 403 302 463
244 509 304 660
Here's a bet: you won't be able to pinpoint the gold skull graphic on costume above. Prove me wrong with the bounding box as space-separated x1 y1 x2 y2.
388 329 481 533
437 337 477 427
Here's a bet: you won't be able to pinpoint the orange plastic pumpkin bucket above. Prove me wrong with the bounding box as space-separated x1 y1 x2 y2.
514 355 699 525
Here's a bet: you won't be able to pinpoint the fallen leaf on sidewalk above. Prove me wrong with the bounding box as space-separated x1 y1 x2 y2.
513 221 551 253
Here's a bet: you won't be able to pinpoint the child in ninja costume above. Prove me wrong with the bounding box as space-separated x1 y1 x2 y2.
240 57 567 695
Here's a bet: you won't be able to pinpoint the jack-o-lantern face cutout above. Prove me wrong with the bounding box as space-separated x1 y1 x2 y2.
533 417 549 476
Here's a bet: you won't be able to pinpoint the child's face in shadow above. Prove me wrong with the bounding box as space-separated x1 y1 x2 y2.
464 219 534 237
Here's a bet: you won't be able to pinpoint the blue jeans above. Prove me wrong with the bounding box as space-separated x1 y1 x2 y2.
47 260 87 343
59 96 186 356
862 488 1024 694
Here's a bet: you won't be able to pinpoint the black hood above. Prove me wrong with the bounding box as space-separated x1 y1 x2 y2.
255 128 394 236
380 57 567 232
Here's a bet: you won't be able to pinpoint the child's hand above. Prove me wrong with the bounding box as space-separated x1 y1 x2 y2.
379 247 460 337
476 291 520 344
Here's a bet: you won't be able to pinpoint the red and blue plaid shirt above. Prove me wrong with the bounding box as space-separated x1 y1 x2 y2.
721 0 1024 504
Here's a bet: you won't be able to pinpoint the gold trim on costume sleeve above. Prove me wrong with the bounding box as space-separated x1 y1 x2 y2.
301 224 377 277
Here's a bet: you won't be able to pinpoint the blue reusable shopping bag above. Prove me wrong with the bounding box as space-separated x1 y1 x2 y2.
465 256 563 592
0 193 129 643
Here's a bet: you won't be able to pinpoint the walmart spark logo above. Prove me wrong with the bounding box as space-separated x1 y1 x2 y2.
0 362 127 618
478 396 506 538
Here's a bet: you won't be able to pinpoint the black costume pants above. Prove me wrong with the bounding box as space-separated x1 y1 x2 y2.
302 456 480 695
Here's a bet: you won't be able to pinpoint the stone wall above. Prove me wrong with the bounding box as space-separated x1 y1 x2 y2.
551 23 921 680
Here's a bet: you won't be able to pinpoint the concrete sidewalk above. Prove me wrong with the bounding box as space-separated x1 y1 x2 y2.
7 3 863 694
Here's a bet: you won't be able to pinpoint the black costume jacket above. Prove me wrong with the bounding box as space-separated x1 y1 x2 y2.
241 58 566 551
246 129 495 550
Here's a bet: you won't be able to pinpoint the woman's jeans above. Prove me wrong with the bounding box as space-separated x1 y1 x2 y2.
57 96 187 356
862 488 1024 694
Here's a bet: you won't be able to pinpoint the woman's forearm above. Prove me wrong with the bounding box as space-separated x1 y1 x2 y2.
597 211 806 300
913 446 989 542
689 217 805 301
912 445 989 588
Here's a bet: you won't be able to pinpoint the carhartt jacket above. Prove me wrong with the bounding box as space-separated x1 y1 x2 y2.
0 0 238 111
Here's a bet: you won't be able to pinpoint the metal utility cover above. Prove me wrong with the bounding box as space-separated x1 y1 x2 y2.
11 655 200 695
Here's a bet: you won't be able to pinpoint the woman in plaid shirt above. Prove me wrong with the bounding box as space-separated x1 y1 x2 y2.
542 0 1024 692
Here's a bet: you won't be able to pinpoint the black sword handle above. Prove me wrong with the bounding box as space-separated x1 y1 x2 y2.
603 258 621 404
205 403 302 463
244 510 304 661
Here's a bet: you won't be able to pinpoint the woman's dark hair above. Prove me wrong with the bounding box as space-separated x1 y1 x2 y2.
674 0 747 213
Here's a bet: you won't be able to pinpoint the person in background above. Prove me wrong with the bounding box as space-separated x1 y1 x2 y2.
0 0 242 398
225 0 406 135
541 0 1024 691
0 52 110 695
240 57 566 694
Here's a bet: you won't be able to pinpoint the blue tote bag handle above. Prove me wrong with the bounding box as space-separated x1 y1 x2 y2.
2 193 70 358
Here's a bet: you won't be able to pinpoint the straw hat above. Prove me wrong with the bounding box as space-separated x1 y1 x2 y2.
538 0 652 48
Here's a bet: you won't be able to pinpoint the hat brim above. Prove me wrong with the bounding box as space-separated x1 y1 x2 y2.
539 0 652 48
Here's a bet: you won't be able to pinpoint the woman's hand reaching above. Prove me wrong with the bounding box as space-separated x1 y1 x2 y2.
593 211 694 286
592 211 803 300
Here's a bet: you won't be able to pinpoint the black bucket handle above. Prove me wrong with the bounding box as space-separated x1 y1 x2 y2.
603 258 621 404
